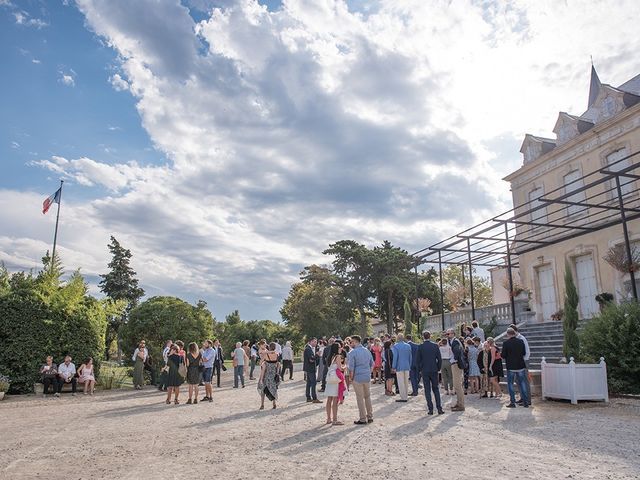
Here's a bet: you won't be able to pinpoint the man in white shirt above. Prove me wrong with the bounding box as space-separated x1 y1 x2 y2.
57 355 77 396
158 339 172 391
510 324 531 405
200 339 217 402
281 341 294 381
231 342 248 388
249 343 259 380
471 321 485 342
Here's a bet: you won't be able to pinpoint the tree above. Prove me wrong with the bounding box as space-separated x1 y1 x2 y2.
0 256 107 393
441 265 492 311
371 241 414 333
323 240 375 337
403 298 413 336
563 262 580 361
99 236 145 359
120 296 214 366
214 310 303 359
280 265 357 339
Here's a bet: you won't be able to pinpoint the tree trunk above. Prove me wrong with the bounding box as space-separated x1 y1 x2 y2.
387 289 394 334
359 306 368 338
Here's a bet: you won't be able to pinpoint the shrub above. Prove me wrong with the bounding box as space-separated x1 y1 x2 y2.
97 363 130 390
0 374 10 393
0 266 107 393
580 301 640 394
563 262 580 360
480 316 498 339
120 296 214 365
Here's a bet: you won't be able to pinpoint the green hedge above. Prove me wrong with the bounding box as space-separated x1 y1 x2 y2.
120 296 214 365
0 273 107 394
580 301 640 394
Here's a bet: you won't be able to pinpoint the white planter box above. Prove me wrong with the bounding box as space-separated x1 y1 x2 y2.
541 357 609 404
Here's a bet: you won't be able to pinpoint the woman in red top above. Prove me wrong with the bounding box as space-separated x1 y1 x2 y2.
371 338 383 384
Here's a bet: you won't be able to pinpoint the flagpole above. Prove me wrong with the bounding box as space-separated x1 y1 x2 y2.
50 179 64 273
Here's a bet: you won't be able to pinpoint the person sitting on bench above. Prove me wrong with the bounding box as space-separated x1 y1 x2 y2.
40 356 60 396
58 355 77 396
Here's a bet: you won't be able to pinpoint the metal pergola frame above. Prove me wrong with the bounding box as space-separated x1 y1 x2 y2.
412 150 640 331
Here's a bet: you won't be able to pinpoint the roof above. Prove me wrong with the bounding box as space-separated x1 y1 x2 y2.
618 73 640 96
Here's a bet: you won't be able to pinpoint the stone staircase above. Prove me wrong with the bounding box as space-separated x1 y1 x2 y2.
497 320 589 371
518 322 564 370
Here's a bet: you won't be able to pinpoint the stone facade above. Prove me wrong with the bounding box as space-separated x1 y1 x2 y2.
503 68 640 322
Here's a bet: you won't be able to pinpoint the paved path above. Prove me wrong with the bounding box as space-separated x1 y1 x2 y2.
1 373 639 479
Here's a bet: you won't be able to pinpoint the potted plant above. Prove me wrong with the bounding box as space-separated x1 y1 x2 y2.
595 292 614 311
0 374 10 400
551 309 564 321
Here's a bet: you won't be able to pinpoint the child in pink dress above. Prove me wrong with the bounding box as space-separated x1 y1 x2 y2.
336 366 346 403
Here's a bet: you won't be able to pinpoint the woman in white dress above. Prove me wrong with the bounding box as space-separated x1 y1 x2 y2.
324 343 345 426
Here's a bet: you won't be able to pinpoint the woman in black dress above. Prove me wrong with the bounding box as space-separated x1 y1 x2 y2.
486 337 504 398
165 344 184 405
383 340 395 396
185 342 202 404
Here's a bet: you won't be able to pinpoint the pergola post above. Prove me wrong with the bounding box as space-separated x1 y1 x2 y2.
467 238 476 322
504 222 517 324
615 176 638 300
438 250 445 331
414 264 420 332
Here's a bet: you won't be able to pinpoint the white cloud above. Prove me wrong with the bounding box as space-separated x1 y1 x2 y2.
109 73 129 91
11 141 20 149
14 10 48 28
31 58 41 64
4 0 639 321
58 68 76 87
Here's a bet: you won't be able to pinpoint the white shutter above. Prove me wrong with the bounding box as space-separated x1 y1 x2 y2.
529 187 547 224
563 170 586 216
537 265 556 321
574 254 599 319
607 148 633 198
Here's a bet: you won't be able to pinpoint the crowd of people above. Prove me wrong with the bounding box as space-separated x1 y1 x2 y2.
38 320 532 420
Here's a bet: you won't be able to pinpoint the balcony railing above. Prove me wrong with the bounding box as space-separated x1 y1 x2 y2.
420 299 531 333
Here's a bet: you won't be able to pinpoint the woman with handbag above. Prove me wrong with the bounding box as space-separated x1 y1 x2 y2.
324 343 345 426
185 342 203 404
132 340 148 390
166 344 185 405
257 342 280 410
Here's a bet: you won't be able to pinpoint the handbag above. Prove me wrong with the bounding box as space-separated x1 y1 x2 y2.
178 362 187 379
327 369 340 385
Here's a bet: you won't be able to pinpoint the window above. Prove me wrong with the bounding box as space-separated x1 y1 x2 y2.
528 187 547 224
606 148 633 199
563 170 586 217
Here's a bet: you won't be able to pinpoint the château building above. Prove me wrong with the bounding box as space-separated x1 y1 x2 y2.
502 67 640 322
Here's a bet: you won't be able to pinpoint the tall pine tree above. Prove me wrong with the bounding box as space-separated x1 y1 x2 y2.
563 261 580 361
99 236 144 359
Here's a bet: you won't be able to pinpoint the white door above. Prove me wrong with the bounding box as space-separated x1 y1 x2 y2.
574 254 599 319
537 265 556 322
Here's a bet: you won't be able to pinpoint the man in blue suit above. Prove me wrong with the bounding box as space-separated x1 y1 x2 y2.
407 335 421 396
415 330 444 415
391 333 413 402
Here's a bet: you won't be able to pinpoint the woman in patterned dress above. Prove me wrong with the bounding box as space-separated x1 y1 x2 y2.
258 342 280 410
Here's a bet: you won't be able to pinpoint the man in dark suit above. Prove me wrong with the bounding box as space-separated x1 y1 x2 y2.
415 330 444 415
407 335 421 396
213 339 225 388
502 327 529 408
304 338 321 403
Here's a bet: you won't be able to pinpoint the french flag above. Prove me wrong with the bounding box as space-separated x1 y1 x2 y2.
42 188 61 214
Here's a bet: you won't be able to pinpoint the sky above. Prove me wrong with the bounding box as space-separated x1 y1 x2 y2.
2 0 640 322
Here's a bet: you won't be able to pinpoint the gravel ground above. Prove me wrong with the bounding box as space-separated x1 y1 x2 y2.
1 373 639 480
